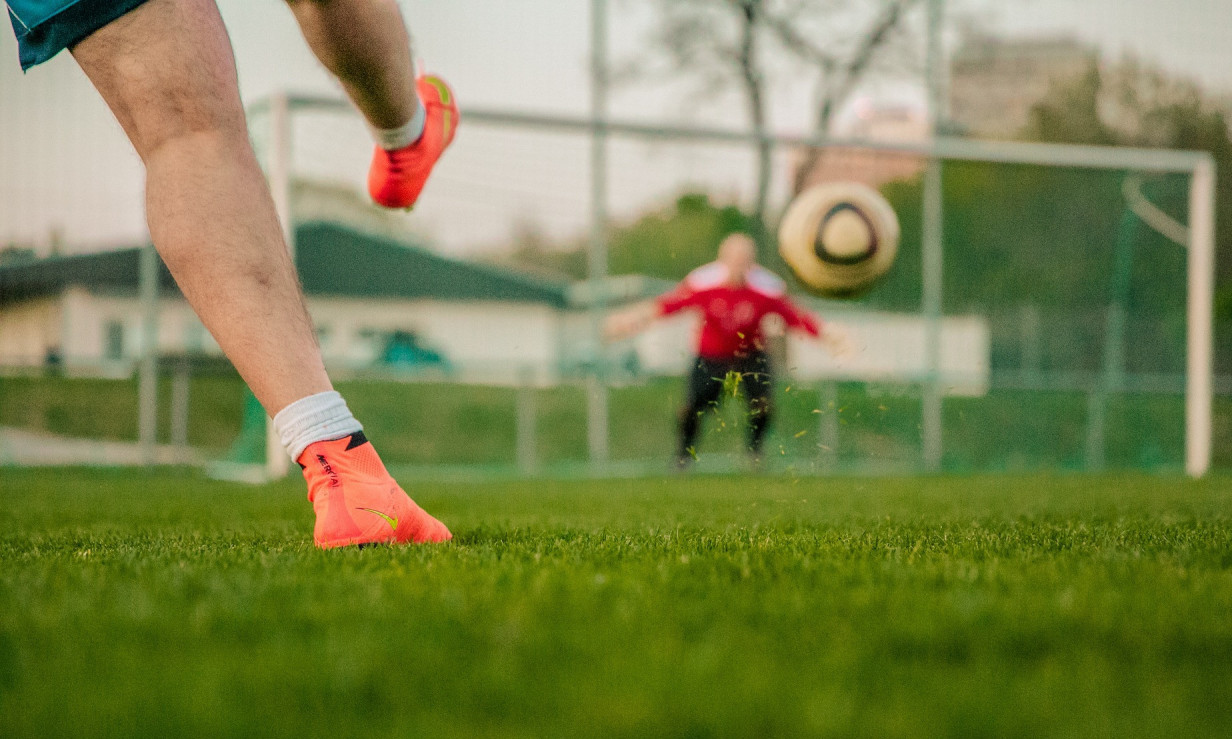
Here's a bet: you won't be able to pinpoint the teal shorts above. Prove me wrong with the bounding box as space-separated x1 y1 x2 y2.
7 0 153 70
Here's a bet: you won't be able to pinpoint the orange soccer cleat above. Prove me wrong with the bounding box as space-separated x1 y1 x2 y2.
367 75 459 209
299 432 452 549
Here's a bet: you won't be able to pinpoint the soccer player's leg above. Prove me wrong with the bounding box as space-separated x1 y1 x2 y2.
285 0 458 209
71 0 327 416
678 357 726 466
70 0 449 547
743 355 774 462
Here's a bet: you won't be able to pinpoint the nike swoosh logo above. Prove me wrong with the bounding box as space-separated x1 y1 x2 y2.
356 507 399 532
424 76 452 105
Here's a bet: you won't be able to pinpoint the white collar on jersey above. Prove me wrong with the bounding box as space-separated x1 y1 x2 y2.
683 261 786 297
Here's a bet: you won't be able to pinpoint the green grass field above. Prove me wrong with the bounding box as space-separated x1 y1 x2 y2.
2 469 1231 737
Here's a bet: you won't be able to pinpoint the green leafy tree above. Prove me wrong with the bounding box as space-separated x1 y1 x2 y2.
607 193 756 280
503 193 760 283
501 219 588 280
1025 58 1232 316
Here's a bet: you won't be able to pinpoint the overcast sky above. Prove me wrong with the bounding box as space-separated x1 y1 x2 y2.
1 0 1229 255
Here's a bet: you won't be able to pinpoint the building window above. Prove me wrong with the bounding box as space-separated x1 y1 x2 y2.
104 321 125 360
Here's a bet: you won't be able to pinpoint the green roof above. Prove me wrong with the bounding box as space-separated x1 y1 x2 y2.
0 221 569 308
0 248 177 304
295 222 567 306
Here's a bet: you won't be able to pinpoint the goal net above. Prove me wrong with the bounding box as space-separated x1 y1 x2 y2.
240 94 1214 478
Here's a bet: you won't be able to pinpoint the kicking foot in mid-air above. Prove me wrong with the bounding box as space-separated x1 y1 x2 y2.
368 75 459 209
300 432 452 549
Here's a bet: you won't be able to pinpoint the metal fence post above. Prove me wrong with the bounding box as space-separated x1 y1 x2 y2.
819 380 839 469
516 366 538 474
171 358 191 451
137 241 159 466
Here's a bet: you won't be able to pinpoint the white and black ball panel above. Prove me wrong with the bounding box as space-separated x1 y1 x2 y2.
817 204 877 263
778 182 899 298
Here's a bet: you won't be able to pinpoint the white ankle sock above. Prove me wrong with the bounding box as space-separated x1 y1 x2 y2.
273 390 364 462
370 96 426 151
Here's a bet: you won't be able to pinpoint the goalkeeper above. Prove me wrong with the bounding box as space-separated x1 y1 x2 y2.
606 234 849 467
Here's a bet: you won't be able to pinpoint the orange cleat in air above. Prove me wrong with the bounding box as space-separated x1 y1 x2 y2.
368 75 459 209
299 432 452 549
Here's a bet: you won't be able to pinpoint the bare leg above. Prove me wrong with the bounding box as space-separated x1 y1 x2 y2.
71 0 331 415
285 0 418 129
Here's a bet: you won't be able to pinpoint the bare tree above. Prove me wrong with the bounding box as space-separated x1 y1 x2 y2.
640 0 921 245
645 0 774 255
733 1 774 245
763 0 921 193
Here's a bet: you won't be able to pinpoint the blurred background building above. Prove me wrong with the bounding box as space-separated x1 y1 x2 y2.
948 33 1097 139
794 102 929 191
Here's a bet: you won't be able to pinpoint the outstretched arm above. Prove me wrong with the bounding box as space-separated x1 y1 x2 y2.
604 301 660 341
817 322 854 358
770 295 822 338
772 296 854 358
604 283 704 341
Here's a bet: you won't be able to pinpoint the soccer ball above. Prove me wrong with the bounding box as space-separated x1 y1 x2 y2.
778 182 900 298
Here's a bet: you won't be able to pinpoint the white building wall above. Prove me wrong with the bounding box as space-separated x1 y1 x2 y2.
0 296 60 366
786 313 990 395
59 287 101 363
59 290 219 374
2 289 988 393
16 291 561 384
307 297 562 385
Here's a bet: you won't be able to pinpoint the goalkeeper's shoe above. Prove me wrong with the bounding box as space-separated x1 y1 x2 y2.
299 432 452 549
367 75 459 209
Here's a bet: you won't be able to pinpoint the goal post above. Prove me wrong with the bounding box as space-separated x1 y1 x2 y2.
1187 157 1216 477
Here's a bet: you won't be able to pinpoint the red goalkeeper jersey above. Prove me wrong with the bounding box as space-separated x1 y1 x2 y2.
655 262 821 360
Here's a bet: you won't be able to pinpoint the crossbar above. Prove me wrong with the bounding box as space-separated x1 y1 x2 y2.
252 94 1211 175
